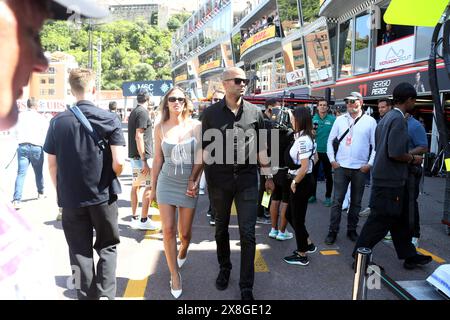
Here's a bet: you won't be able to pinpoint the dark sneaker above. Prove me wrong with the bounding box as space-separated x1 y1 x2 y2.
347 230 359 242
306 243 317 253
241 290 254 300
323 197 332 207
256 217 271 225
209 217 215 226
215 269 230 290
283 254 309 266
403 254 432 270
308 196 317 203
325 232 337 245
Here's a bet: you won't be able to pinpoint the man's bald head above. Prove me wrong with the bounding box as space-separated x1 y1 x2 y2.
221 67 246 81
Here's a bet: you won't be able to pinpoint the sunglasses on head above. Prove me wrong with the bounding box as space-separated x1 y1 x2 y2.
345 99 356 104
226 78 249 85
168 97 185 103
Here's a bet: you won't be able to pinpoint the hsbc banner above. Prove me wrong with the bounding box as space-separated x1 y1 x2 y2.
375 36 415 70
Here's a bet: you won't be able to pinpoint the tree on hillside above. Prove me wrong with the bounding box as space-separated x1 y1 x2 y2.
40 19 174 89
167 12 192 31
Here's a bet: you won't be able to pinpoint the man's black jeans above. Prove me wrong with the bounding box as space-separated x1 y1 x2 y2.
209 181 258 291
62 200 120 300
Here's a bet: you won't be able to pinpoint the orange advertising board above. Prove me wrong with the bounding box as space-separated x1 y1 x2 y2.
174 74 188 83
199 60 221 74
240 25 276 55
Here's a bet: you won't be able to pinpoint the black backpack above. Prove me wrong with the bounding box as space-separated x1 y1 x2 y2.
284 134 315 170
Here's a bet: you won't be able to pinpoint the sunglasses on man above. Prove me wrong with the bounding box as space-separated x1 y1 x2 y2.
212 98 222 103
168 97 185 103
225 78 250 85
345 99 356 104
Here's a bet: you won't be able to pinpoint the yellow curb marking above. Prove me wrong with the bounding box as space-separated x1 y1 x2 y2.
254 249 269 272
416 248 446 263
231 201 237 215
123 277 149 298
320 250 340 256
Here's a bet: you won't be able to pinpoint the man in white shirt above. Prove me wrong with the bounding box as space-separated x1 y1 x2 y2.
325 92 376 245
12 97 49 208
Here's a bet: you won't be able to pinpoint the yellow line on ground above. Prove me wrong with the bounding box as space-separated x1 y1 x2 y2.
416 248 446 263
320 250 340 256
254 249 269 272
231 201 237 215
123 277 149 298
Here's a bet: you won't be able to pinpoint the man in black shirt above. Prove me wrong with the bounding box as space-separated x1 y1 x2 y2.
44 68 126 299
353 83 432 269
189 67 274 300
127 88 158 230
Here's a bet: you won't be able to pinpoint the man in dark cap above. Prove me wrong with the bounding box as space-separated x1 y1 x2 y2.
353 83 432 269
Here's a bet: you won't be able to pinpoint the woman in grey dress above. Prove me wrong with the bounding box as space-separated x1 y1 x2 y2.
150 87 202 298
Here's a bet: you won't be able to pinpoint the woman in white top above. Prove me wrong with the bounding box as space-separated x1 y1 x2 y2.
150 87 202 298
284 107 318 266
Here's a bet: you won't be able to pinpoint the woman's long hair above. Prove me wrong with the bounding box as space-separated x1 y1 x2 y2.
293 106 314 141
159 86 194 122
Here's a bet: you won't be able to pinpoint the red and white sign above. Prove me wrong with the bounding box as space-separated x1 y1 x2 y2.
375 35 415 70
286 68 306 84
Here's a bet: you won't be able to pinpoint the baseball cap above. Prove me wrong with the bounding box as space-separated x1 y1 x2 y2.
344 92 363 101
49 0 109 20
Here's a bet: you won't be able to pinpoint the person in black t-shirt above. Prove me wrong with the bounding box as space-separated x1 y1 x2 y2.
127 89 158 230
353 83 432 270
44 68 126 299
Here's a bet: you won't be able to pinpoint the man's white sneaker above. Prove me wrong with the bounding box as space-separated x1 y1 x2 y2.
359 207 371 217
276 231 294 241
136 218 159 231
268 229 279 239
199 188 205 195
411 237 419 248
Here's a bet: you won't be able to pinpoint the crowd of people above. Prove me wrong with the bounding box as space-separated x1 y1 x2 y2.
240 12 281 44
0 0 435 301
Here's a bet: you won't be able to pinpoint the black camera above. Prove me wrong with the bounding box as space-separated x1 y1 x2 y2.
271 107 291 130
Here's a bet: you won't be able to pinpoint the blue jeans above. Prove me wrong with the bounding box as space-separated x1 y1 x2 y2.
13 144 44 201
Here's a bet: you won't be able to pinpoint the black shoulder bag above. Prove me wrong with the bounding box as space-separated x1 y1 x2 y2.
70 105 107 151
332 115 362 157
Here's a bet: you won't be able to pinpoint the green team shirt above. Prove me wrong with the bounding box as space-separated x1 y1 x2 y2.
312 113 336 153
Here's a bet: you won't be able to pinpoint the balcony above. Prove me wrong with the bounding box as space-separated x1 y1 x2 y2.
198 59 223 77
240 25 282 61
319 0 367 18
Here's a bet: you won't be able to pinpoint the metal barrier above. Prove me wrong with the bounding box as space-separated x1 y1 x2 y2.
352 247 418 300
352 247 372 300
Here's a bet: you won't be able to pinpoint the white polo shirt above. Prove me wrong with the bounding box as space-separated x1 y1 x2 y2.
326 113 376 169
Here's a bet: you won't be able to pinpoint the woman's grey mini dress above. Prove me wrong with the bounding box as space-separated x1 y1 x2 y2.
156 134 198 209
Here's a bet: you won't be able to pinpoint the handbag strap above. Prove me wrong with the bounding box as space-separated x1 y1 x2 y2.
337 114 363 143
70 105 106 151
